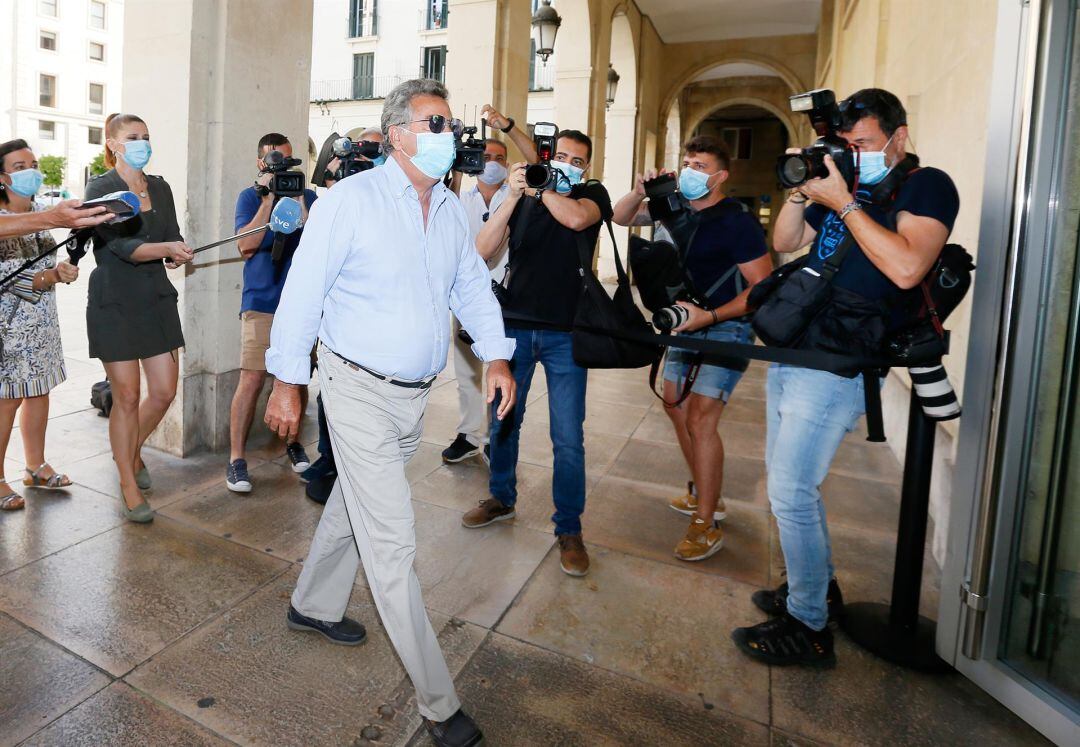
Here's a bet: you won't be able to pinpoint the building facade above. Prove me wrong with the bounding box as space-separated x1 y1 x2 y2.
0 0 124 196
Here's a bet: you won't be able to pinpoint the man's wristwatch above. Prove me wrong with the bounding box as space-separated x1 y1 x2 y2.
838 200 863 221
501 117 515 134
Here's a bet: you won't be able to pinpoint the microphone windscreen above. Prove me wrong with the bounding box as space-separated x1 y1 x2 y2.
270 198 303 235
116 191 141 217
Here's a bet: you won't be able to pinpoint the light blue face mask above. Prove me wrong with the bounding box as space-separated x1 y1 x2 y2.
857 135 894 185
678 166 719 200
369 154 387 167
550 160 584 194
7 168 44 198
478 161 507 186
406 130 456 179
120 139 152 170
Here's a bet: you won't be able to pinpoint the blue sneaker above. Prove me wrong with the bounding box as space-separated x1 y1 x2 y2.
300 455 336 484
226 459 252 493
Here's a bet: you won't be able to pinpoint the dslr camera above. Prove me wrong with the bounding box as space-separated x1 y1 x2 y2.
329 137 383 182
524 122 560 190
256 149 306 198
452 122 486 176
775 89 856 189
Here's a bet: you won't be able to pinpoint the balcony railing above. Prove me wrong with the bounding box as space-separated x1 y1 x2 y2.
530 59 555 92
310 75 406 102
347 9 378 38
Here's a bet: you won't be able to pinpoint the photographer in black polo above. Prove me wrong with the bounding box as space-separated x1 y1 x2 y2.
731 89 959 668
470 129 612 577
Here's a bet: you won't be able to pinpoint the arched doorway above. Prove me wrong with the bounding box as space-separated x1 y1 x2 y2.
695 102 790 243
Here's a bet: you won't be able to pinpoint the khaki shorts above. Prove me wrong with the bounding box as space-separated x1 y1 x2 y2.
240 310 274 371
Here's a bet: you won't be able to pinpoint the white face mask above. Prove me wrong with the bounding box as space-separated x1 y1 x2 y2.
478 161 507 185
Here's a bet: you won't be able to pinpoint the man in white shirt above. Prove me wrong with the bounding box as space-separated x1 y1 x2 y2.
264 78 516 747
442 107 538 464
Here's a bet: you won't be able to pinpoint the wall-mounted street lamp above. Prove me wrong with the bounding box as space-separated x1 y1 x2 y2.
606 64 620 109
532 0 561 64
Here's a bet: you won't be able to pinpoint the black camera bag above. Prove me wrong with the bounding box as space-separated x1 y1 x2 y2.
90 379 112 418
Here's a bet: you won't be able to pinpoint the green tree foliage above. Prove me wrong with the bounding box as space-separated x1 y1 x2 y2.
38 155 66 187
88 151 108 178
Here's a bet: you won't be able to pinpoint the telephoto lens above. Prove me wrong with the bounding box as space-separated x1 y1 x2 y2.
909 364 961 420
652 304 690 332
524 163 553 190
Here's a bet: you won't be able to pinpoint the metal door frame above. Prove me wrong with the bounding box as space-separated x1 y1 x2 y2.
939 0 1080 743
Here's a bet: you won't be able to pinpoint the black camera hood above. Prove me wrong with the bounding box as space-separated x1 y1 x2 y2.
312 132 341 188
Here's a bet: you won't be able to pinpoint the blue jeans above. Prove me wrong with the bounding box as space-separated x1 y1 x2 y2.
489 327 587 536
663 319 754 402
766 365 866 631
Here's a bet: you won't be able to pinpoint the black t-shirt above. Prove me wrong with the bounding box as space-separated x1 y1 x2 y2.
804 167 960 302
503 180 613 330
681 198 768 307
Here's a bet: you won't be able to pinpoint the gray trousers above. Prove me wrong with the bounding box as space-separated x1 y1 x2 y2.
292 344 460 722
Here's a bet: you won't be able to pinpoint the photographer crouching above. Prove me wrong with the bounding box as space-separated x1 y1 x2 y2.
470 126 613 577
613 136 772 562
731 89 959 668
226 133 317 493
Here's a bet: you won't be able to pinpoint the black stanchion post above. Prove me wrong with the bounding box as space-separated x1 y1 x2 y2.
841 389 952 673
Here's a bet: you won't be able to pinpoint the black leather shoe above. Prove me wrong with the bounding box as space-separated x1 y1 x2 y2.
286 605 367 646
424 708 484 747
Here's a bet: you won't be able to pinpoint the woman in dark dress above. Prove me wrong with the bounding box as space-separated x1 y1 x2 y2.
85 113 193 522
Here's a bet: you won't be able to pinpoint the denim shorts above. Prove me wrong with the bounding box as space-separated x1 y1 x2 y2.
663 319 754 402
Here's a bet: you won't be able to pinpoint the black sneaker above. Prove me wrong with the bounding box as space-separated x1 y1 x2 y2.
300 454 336 484
226 459 252 493
286 442 311 473
424 708 484 747
731 614 836 668
286 605 366 646
751 578 845 626
481 444 490 468
442 433 481 463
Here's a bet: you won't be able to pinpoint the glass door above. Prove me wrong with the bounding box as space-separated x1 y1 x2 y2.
941 1 1080 743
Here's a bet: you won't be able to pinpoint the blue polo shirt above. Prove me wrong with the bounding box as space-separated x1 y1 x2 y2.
235 187 318 314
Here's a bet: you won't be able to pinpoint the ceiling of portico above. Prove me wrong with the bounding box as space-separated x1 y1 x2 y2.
634 0 821 44
691 63 782 82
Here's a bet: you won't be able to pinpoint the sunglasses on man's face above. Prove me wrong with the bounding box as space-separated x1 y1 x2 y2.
402 115 464 137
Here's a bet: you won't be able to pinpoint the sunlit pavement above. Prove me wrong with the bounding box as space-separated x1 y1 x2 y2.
0 262 1047 746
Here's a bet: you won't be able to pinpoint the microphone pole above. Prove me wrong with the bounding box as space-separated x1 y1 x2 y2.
0 231 84 294
191 224 271 255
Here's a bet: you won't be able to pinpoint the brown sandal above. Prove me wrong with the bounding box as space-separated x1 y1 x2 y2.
23 463 72 489
1 492 24 510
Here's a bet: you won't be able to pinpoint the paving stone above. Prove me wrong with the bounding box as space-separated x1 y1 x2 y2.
516 420 629 479
445 634 770 746
0 612 110 747
127 572 486 747
496 547 772 725
66 447 257 512
5 408 113 469
530 397 651 439
771 634 1052 746
586 475 771 587
0 516 287 675
160 460 324 563
0 482 123 576
631 409 768 460
411 461 559 534
20 681 228 747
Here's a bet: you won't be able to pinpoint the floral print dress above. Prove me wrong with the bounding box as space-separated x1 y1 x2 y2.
0 206 66 398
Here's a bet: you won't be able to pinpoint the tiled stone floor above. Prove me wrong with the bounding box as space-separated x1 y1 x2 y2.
0 266 1050 745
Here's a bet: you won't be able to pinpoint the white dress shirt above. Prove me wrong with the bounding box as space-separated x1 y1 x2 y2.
266 156 515 385
459 183 509 283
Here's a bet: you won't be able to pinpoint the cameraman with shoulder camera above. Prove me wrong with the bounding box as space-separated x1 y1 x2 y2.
731 89 959 668
226 133 318 494
321 127 384 190
441 104 537 465
613 135 772 563
469 128 612 578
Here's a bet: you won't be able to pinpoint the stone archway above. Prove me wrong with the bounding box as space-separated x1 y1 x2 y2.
685 96 797 146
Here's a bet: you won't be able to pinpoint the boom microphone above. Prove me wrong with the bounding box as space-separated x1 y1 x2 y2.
192 197 304 255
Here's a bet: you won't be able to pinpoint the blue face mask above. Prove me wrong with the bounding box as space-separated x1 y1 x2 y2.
478 161 507 185
7 168 44 198
857 135 894 185
550 160 584 194
678 167 719 200
120 140 152 170
406 131 455 179
370 154 387 167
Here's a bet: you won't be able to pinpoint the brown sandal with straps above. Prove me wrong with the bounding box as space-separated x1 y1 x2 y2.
1 492 25 510
23 463 72 489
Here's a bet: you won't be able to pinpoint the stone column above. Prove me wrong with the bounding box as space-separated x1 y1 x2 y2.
122 0 314 455
446 0 531 161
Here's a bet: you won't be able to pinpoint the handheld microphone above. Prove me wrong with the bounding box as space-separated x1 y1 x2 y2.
192 197 304 255
78 191 141 224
